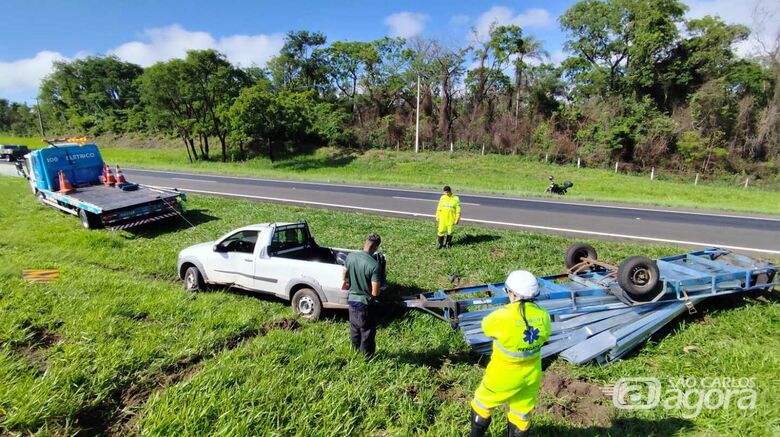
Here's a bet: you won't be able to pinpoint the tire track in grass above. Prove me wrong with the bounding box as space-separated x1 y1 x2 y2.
73 318 302 436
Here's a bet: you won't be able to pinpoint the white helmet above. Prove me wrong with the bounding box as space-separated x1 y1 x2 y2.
505 270 539 300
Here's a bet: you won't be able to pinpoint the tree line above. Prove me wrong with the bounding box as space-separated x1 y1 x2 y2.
3 0 779 177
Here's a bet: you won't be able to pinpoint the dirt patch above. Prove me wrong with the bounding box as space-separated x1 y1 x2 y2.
535 371 612 427
262 317 302 335
12 325 60 374
490 248 506 258
434 380 468 402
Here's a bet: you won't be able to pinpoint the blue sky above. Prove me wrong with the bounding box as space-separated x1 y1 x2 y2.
0 0 772 102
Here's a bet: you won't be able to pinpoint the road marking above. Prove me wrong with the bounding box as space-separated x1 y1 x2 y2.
128 167 780 222
392 196 480 206
172 177 216 183
151 185 780 255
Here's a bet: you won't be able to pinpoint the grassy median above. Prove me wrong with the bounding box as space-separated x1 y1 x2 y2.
0 174 778 435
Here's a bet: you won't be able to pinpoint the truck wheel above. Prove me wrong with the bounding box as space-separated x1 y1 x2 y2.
617 256 662 301
292 288 322 322
565 243 597 269
78 209 102 229
184 266 206 292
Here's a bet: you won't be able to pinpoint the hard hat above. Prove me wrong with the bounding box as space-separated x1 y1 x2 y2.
505 270 539 300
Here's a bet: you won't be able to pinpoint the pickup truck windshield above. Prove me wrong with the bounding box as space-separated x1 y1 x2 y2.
219 230 258 253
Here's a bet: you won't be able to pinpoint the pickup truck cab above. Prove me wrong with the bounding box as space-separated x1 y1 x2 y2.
177 222 386 321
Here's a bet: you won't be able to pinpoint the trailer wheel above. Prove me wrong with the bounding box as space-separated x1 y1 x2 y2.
78 209 102 229
35 190 45 204
618 256 662 301
292 288 322 322
565 243 598 269
183 266 206 292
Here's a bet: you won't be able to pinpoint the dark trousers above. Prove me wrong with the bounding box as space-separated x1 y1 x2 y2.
349 305 376 356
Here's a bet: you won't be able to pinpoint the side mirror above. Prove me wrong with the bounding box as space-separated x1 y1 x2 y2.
213 244 224 252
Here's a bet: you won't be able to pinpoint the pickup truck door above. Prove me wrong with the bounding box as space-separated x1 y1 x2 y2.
252 223 312 297
208 230 259 288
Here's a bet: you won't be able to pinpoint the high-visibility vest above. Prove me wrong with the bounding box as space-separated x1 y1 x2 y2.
482 301 551 364
436 194 461 223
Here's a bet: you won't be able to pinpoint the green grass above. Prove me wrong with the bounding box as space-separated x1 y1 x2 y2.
0 136 46 149
0 175 778 435
3 134 778 215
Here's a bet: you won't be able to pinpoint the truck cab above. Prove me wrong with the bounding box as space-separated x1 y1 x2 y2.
177 222 387 321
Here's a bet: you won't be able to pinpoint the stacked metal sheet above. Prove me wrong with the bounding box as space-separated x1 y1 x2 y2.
405 248 777 365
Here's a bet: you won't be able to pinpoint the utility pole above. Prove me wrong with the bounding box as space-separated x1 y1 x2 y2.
36 98 46 138
414 73 420 153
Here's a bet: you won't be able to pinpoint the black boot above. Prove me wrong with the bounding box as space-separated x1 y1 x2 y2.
445 235 453 249
507 421 528 437
470 408 491 437
436 236 444 249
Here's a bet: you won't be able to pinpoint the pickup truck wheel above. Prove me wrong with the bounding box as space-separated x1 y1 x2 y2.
292 288 322 321
78 209 102 229
184 266 206 292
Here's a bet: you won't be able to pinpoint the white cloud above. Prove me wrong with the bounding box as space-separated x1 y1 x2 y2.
475 6 552 40
0 25 285 101
449 14 470 27
683 0 779 57
0 51 67 102
109 24 284 67
384 12 428 38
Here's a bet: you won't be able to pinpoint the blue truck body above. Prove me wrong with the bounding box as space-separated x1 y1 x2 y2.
21 143 186 230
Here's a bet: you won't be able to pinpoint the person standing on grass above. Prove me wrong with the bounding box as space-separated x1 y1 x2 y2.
435 185 461 249
342 233 382 356
470 270 551 437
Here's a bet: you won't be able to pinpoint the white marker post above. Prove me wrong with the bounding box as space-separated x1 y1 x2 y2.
694 173 699 186
650 167 655 180
615 162 619 173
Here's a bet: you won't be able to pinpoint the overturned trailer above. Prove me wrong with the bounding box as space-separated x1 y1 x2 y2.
404 246 778 365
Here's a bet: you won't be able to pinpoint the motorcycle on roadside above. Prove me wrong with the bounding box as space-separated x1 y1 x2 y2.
545 175 573 195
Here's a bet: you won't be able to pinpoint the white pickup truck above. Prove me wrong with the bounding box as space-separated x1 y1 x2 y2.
177 222 386 321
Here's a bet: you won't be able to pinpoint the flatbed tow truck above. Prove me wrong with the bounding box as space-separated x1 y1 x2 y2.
17 142 186 230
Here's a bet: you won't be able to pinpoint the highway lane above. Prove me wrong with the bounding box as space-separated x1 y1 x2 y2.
123 168 780 255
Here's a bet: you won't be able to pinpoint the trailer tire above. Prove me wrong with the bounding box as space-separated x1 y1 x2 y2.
292 288 322 322
78 209 102 229
565 243 598 269
183 266 206 292
35 190 45 204
618 256 662 301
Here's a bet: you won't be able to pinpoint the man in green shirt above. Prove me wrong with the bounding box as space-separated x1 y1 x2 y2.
342 233 382 356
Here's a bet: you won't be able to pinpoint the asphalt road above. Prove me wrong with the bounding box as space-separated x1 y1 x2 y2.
119 168 780 256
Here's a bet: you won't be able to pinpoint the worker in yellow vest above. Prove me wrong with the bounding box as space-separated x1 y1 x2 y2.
470 270 551 437
435 185 461 249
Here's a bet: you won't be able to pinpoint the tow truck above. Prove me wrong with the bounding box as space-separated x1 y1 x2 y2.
18 141 186 230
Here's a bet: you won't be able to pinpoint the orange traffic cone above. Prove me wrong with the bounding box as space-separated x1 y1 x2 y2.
115 165 128 185
58 170 75 194
104 163 116 186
